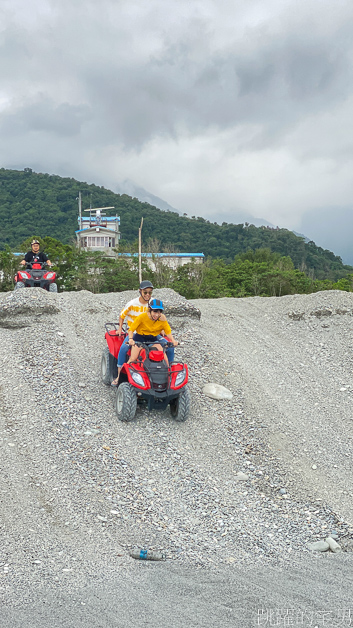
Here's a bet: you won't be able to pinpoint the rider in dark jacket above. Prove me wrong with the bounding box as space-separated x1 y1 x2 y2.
20 240 52 267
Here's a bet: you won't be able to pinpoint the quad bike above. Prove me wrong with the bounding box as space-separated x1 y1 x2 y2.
101 323 190 422
14 262 58 292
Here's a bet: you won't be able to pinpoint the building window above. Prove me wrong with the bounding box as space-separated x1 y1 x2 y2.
81 235 116 248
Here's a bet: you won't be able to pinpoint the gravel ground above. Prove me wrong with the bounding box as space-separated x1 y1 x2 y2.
0 287 353 624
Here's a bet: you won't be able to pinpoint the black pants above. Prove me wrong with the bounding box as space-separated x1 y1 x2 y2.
133 334 159 343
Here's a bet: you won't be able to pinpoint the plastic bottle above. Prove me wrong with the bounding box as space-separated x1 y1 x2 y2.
129 548 166 561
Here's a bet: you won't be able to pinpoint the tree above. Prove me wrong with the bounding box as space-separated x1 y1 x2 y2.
0 247 18 291
1 168 351 283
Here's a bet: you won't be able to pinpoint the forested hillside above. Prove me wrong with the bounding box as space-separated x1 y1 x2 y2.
0 167 351 281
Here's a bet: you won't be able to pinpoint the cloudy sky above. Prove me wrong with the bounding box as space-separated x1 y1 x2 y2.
1 0 353 262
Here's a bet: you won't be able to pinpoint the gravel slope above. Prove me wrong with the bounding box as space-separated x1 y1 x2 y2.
192 291 353 526
0 288 352 625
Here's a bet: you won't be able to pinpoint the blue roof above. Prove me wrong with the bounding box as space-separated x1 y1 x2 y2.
78 216 120 223
75 226 118 234
118 252 204 258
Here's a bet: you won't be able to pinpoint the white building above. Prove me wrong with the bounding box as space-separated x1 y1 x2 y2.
75 201 204 267
75 210 120 256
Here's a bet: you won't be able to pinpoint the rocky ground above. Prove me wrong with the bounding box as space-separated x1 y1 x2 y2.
0 287 352 624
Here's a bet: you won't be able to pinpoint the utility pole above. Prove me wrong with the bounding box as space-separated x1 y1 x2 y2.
77 191 82 247
138 217 143 283
78 191 83 230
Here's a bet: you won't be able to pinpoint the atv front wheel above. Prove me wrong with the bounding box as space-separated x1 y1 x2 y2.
49 283 58 293
101 346 112 385
115 382 137 422
169 386 190 422
14 282 25 291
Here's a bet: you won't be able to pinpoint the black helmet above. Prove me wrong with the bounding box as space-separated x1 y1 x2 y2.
139 280 154 290
31 239 40 245
149 298 164 311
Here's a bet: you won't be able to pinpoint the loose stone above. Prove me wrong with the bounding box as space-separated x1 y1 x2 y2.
325 537 342 553
307 541 329 552
235 472 249 481
202 383 233 400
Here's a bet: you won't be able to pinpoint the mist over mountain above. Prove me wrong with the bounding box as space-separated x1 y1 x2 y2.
115 179 275 228
115 180 180 214
300 207 353 266
116 180 353 265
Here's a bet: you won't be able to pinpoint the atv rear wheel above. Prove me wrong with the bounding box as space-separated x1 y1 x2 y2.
169 386 190 422
14 282 25 291
115 383 137 422
101 346 113 385
49 283 58 293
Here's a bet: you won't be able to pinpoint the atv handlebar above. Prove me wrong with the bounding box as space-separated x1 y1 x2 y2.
24 262 53 270
134 340 177 350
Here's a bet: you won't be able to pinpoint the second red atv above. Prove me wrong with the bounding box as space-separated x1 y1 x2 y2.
14 262 58 292
101 323 190 422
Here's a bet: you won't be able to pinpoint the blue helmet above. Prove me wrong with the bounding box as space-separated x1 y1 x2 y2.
149 298 164 311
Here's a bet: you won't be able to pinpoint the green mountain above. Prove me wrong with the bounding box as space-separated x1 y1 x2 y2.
0 167 351 281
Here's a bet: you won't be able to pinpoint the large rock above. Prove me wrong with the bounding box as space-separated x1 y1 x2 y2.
202 383 233 400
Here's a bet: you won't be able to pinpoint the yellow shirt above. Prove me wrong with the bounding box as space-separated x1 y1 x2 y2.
120 297 148 329
129 312 171 337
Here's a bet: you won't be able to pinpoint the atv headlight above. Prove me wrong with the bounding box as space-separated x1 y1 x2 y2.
46 272 55 279
19 272 28 279
175 369 186 386
131 372 145 387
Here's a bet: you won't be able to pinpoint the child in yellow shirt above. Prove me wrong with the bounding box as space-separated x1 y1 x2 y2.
127 298 178 365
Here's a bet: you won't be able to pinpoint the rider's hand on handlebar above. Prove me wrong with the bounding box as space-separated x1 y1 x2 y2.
128 338 135 346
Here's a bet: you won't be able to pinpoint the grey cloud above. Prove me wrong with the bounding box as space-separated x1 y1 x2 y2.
1 3 352 150
76 27 352 149
0 99 92 138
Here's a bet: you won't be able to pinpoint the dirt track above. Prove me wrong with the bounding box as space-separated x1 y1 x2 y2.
0 288 352 627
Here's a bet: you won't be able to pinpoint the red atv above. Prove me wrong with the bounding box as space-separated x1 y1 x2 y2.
14 262 58 292
101 323 190 422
